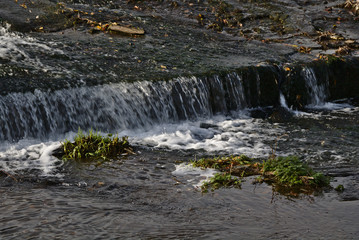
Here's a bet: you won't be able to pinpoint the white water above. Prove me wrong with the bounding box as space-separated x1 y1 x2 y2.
0 66 355 177
172 163 219 189
121 115 282 156
0 140 63 177
0 24 65 73
0 113 286 177
301 67 353 110
0 72 252 142
303 67 327 107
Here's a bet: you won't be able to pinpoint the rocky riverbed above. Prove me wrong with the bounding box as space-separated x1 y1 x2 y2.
1 0 359 92
1 1 359 239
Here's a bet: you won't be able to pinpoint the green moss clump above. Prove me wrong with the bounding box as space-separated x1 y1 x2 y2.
61 129 133 161
335 184 345 192
192 155 252 170
202 172 241 193
192 155 331 196
262 156 330 188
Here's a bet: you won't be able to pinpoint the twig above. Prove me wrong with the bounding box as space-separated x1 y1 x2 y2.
172 177 185 185
0 170 18 182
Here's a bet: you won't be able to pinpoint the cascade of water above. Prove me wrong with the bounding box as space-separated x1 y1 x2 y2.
224 72 247 110
279 92 290 110
0 74 252 142
302 67 328 106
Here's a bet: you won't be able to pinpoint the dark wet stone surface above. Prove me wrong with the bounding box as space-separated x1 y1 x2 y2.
1 0 358 95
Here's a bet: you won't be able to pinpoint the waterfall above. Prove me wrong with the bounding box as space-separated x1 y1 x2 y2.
0 62 353 142
302 67 328 107
279 93 290 110
0 74 250 142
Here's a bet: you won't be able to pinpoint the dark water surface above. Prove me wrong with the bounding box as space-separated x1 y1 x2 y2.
1 149 358 239
1 105 359 239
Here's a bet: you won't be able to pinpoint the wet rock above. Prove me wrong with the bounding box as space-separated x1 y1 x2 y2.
200 123 218 129
0 0 359 98
0 0 77 32
269 106 294 123
0 0 42 32
0 171 18 186
327 57 359 100
249 107 274 119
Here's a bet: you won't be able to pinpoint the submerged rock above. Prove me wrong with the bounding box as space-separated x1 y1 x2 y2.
200 123 218 129
269 106 294 123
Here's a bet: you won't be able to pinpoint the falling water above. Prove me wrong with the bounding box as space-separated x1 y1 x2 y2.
0 73 253 142
302 67 328 107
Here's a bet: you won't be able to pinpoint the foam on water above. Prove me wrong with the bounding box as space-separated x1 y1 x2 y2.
0 140 63 177
172 163 218 189
121 115 284 157
1 104 358 178
0 112 285 177
306 102 353 110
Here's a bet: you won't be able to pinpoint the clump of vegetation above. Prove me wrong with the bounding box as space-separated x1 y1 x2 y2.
201 172 241 193
335 184 345 192
192 155 251 170
192 155 331 196
262 156 330 187
61 129 134 161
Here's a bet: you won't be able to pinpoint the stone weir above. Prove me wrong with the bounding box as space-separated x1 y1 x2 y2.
1 0 359 141
0 57 358 142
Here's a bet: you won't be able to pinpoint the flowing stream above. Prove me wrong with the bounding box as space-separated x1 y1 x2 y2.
0 24 358 239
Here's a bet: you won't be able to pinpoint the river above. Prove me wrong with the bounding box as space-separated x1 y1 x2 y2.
0 16 359 239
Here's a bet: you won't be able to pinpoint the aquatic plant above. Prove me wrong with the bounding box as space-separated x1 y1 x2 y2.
61 129 133 161
335 184 345 192
201 172 241 193
192 155 331 196
192 155 251 170
262 156 330 188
